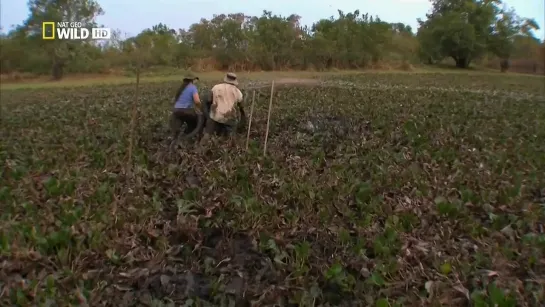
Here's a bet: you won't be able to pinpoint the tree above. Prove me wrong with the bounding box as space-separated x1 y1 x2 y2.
1 7 424 76
21 0 104 79
488 7 540 71
416 0 539 69
417 0 498 68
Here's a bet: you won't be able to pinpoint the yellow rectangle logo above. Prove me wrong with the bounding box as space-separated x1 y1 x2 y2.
42 22 55 40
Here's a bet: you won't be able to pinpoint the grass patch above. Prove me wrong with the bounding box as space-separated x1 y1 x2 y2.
1 72 544 306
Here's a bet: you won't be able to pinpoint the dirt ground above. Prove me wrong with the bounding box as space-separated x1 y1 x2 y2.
271 78 321 85
241 78 322 91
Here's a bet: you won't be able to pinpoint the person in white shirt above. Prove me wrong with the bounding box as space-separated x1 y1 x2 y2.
203 72 245 136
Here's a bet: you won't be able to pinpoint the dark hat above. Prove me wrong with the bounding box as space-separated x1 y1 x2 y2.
183 72 199 81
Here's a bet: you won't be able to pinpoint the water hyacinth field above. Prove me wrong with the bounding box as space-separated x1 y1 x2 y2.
1 72 545 306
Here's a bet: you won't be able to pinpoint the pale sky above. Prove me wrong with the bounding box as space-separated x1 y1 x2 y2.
1 0 544 39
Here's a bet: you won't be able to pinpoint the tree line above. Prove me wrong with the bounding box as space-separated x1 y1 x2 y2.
1 0 544 80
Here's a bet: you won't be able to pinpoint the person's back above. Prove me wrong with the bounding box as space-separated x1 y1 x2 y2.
209 82 243 125
174 83 198 109
169 74 201 142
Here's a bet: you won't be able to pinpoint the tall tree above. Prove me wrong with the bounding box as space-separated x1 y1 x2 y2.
488 7 540 67
417 0 497 68
417 0 540 69
22 0 104 79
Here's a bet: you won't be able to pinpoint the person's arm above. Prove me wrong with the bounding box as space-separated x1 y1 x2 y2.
236 89 246 119
235 89 247 132
236 89 243 103
192 86 201 108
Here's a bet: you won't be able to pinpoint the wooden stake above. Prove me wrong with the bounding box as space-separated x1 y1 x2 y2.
263 81 275 156
245 90 256 150
127 64 140 172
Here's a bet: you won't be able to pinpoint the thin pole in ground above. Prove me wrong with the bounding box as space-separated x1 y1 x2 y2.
127 64 140 173
263 81 275 156
245 90 256 151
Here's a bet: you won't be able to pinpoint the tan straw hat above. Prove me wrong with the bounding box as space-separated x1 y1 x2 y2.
223 72 238 85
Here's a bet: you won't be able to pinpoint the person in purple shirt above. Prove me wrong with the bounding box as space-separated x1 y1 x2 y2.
170 73 202 140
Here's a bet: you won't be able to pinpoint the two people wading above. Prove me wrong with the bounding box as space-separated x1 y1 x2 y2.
169 72 245 144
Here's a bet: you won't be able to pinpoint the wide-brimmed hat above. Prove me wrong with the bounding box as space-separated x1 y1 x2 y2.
183 72 199 81
223 72 238 85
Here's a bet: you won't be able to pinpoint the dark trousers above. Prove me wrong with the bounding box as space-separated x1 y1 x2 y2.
170 108 198 138
204 118 234 136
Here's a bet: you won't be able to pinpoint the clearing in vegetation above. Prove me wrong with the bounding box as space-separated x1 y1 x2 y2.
1 72 544 306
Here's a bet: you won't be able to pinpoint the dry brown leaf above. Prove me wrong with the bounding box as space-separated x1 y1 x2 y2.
453 284 470 300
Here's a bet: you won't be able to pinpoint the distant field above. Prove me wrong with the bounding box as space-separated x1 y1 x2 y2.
1 70 340 90
1 72 544 306
2 67 542 91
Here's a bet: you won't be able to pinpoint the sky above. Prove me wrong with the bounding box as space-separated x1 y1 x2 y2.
1 0 544 40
